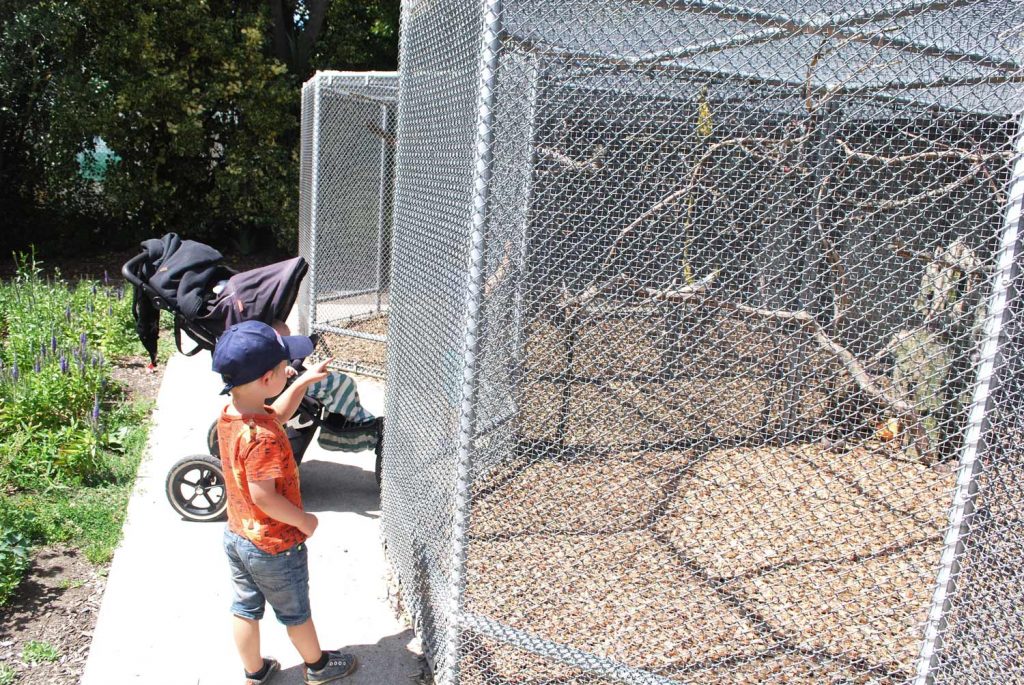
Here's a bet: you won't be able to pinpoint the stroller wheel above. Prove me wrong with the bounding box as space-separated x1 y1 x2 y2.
166 454 228 522
207 421 220 457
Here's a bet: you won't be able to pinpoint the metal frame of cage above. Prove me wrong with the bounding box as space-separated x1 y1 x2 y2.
382 2 1024 684
297 70 397 377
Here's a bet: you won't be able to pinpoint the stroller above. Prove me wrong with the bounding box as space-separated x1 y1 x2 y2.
122 233 384 523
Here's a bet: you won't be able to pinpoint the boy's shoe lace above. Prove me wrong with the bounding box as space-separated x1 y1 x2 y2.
304 650 358 684
245 657 280 684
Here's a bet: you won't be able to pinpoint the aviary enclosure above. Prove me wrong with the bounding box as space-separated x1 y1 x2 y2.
378 2 1024 683
298 70 396 377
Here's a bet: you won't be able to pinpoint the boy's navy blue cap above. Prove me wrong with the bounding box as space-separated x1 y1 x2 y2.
212 321 314 395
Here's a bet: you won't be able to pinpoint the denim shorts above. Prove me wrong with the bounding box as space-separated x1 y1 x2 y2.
223 529 311 626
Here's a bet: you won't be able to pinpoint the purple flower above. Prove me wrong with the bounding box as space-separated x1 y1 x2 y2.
60 355 69 374
80 332 88 353
87 302 94 315
33 358 40 373
108 306 113 317
92 283 97 295
11 363 18 383
51 334 58 353
65 305 72 323
92 395 101 424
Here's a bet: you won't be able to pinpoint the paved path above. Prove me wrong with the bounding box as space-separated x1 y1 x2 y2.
81 351 421 685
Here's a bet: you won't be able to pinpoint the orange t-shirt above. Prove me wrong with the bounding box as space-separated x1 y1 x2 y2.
218 405 306 554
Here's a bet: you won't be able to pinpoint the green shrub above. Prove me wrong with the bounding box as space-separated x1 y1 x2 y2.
0 528 31 605
21 640 59 664
0 252 152 603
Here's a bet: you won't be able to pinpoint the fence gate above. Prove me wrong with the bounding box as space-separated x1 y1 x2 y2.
381 2 1024 683
298 70 397 377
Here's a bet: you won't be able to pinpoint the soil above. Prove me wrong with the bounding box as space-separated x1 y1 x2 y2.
0 547 106 684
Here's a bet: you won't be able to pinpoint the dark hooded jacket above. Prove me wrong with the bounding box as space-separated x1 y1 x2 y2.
127 234 309 365
128 233 228 364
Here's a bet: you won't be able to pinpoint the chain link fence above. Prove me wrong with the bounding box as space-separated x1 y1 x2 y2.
380 2 1024 683
298 71 397 377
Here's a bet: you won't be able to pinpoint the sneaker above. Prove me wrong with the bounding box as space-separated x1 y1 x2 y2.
245 657 280 684
304 650 358 684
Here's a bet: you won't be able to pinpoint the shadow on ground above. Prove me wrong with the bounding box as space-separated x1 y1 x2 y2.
272 629 428 684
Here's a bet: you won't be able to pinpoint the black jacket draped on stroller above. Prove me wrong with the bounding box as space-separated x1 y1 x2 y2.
124 232 307 366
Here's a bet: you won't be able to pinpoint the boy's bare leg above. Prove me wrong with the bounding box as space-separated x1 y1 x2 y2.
286 618 323 663
232 615 265 674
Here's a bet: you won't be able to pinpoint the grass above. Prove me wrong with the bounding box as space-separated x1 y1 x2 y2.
0 252 157 603
20 640 60 664
0 663 14 685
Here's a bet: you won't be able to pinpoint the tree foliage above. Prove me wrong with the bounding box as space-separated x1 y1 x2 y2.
0 0 399 254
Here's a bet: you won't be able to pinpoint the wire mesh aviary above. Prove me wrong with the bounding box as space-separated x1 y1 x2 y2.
298 70 396 377
379 2 1024 683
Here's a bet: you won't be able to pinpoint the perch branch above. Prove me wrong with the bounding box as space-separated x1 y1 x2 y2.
849 165 983 211
836 139 1013 165
557 276 930 454
537 145 605 171
365 121 396 146
606 132 810 265
890 239 993 275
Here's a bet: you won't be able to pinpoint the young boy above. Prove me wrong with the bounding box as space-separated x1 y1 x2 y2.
212 320 358 684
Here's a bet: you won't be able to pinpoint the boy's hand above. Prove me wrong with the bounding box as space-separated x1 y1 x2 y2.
298 512 319 537
285 365 298 379
296 358 332 387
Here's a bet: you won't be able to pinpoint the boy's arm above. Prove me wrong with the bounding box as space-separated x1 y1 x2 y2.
270 357 332 423
250 479 318 537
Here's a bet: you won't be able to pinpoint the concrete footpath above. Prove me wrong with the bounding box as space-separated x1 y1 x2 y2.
81 351 422 685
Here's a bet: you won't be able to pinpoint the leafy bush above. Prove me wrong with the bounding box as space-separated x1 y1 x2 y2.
0 0 400 254
0 529 31 605
0 253 152 602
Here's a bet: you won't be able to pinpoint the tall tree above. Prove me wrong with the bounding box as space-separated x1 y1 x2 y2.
0 0 400 254
0 1 110 252
269 0 398 79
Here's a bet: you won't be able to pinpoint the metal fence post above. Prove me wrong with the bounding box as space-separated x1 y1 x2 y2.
913 114 1024 685
444 2 503 683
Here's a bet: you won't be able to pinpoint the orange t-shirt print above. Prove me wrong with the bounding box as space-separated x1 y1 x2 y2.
218 405 306 554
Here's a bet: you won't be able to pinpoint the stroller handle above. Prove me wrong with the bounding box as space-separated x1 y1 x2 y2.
121 251 149 289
